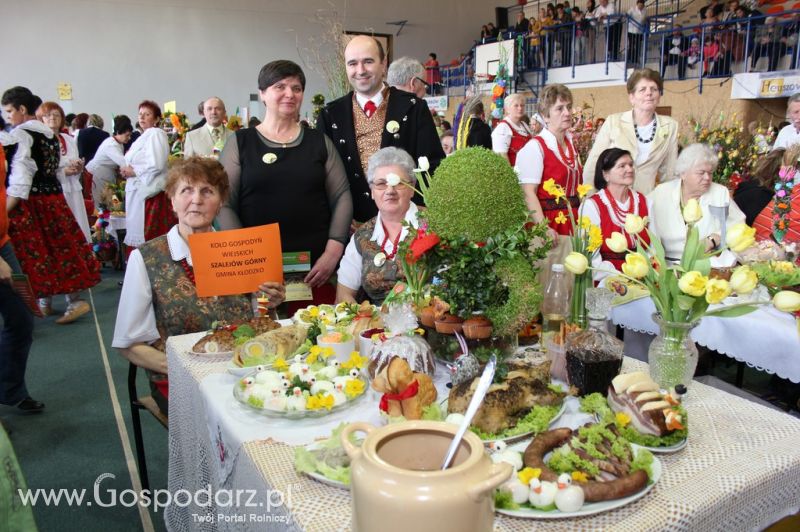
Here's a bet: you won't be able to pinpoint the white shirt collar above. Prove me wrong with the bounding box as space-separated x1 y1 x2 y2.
370 203 420 253
166 225 216 267
355 86 386 111
18 119 54 138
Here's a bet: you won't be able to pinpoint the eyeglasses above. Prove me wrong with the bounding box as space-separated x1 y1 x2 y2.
414 76 430 88
372 179 413 191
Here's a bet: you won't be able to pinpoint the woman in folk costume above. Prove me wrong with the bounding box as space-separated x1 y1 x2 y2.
491 93 533 166
583 68 679 195
120 100 176 249
514 84 582 237
1 86 99 323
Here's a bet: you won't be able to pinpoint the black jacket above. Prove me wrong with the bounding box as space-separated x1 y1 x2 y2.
466 118 492 150
317 87 445 222
77 126 109 162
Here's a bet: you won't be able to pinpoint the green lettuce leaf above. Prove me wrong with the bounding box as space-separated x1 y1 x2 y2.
470 404 561 440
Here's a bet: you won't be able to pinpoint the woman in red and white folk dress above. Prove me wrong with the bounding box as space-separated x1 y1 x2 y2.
515 84 582 238
491 93 533 167
582 148 652 282
119 100 176 251
37 102 91 243
1 86 100 323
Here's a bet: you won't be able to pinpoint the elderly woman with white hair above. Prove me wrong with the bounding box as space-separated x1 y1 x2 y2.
648 143 745 261
336 147 420 305
491 93 532 166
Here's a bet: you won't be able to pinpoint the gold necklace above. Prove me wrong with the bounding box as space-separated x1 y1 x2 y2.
260 123 301 148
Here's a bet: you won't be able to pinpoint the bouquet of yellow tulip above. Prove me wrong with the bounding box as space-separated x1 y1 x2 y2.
544 178 599 328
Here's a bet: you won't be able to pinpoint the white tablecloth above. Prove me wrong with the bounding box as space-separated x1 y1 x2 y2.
166 330 800 531
610 296 800 383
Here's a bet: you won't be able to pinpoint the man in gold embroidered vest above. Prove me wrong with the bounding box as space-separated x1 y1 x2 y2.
317 35 445 223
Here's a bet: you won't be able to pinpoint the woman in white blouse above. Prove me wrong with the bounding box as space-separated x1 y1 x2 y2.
648 143 746 261
583 68 679 194
336 147 420 305
113 157 284 413
86 115 133 207
491 93 533 167
37 102 90 243
119 100 174 248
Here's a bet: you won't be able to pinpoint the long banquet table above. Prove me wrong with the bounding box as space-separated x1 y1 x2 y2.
165 331 800 532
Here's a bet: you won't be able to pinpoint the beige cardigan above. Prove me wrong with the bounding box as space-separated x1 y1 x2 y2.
583 111 679 195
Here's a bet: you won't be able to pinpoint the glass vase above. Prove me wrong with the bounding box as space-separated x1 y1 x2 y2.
647 314 700 390
570 271 589 329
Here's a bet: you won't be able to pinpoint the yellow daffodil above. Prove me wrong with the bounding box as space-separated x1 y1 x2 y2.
615 412 631 427
771 261 795 275
273 357 288 372
773 290 800 312
678 271 708 297
321 346 335 359
621 253 649 279
564 252 589 275
571 471 589 484
341 351 367 370
308 306 320 318
587 225 603 252
577 183 593 199
727 223 756 252
344 379 365 399
624 214 646 235
543 178 566 202
682 198 703 224
306 345 322 364
729 266 758 294
518 467 542 485
705 278 732 304
554 211 568 225
605 232 628 253
579 216 592 231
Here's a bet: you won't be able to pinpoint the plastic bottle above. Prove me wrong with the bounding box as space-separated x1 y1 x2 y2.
540 264 570 380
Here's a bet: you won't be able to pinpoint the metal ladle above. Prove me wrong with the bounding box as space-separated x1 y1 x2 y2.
440 354 496 470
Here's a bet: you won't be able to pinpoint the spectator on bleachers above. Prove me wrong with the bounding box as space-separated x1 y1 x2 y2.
627 0 647 64
699 0 724 21
424 53 441 95
780 13 799 70
731 6 751 63
488 22 499 39
481 25 491 41
595 0 621 61
541 6 556 67
751 17 782 71
585 0 598 63
573 8 589 65
515 11 530 33
529 13 544 68
555 4 573 67
662 25 689 80
723 0 740 22
686 37 702 72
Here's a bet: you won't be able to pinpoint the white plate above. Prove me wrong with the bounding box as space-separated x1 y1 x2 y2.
496 444 662 519
300 440 351 490
442 399 567 445
640 436 687 454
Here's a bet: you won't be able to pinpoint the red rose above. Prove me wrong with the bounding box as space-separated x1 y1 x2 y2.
407 230 440 263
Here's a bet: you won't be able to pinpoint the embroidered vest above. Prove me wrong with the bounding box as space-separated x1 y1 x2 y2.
501 120 531 166
352 217 408 305
533 135 582 236
353 89 390 175
139 235 253 351
27 130 62 196
590 190 650 271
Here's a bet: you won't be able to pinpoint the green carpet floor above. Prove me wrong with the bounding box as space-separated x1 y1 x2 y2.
1 266 797 532
1 267 167 532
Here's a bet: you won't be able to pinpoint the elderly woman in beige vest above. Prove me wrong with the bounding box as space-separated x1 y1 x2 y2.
583 68 679 194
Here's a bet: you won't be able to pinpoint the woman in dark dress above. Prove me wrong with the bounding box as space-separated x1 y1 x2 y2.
219 61 352 306
733 148 784 226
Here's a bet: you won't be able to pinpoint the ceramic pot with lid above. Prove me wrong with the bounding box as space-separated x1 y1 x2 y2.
341 420 512 532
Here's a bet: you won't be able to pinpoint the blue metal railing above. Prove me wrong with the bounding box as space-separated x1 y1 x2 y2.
438 9 799 96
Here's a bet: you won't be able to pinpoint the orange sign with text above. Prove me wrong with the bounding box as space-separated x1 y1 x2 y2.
188 224 283 297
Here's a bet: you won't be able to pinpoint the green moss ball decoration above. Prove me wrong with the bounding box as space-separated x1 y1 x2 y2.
487 255 543 336
426 148 528 242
